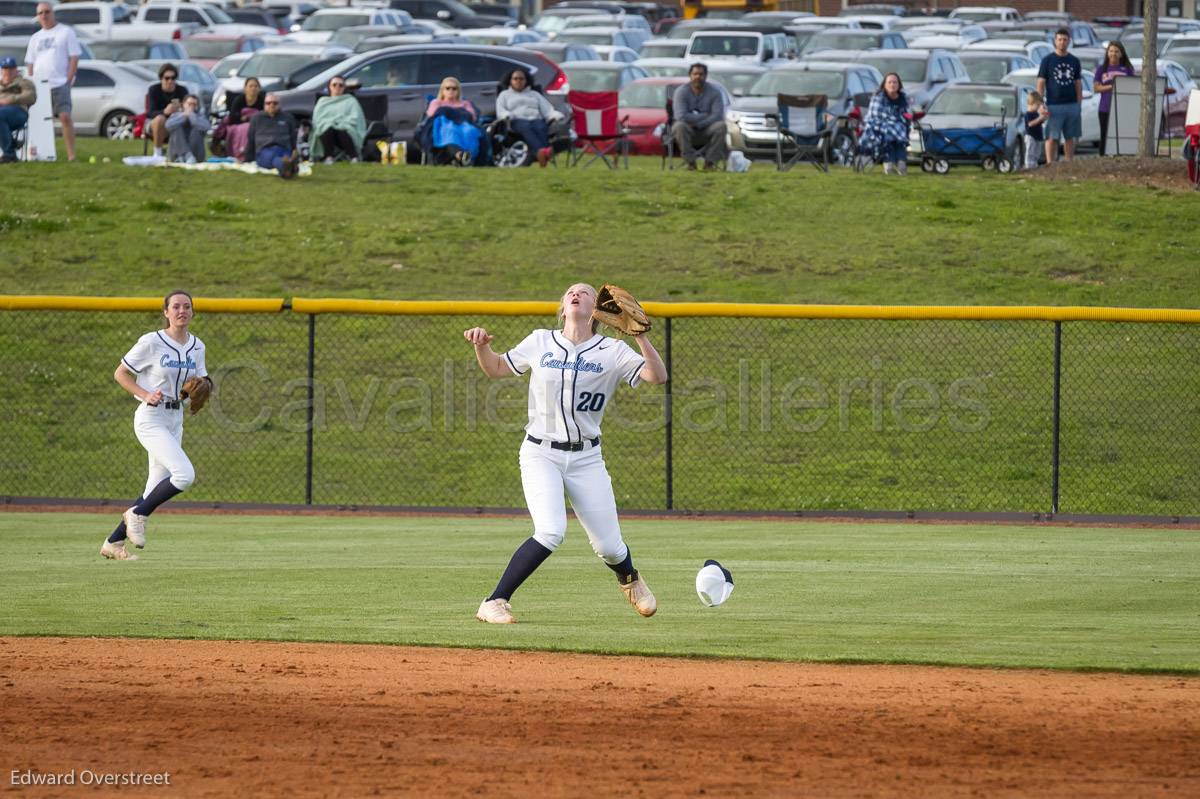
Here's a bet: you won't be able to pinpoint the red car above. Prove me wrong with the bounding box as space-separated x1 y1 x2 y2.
618 76 732 155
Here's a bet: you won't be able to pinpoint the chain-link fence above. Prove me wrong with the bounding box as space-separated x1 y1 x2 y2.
2 301 1198 515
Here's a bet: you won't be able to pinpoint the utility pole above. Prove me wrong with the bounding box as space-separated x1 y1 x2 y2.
1139 0 1160 157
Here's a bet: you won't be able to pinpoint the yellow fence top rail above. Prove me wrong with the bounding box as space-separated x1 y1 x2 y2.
0 296 286 313
291 298 560 316
3 296 1199 324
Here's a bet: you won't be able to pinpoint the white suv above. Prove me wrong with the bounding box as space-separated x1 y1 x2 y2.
686 31 793 64
136 2 279 37
948 7 1022 23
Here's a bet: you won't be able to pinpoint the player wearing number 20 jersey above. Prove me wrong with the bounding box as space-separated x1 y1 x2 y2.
465 283 669 624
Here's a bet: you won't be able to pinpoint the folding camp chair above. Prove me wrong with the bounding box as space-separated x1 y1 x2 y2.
660 94 677 170
567 89 630 169
768 93 831 173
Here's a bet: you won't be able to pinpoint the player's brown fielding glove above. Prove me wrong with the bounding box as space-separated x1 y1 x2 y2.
181 376 212 416
592 284 651 336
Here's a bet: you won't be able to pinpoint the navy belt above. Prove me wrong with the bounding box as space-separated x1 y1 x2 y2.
526 434 600 452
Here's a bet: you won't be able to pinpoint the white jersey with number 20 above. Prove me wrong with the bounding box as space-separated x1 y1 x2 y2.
504 329 645 444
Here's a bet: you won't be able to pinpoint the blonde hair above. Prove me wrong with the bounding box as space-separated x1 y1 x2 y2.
1027 90 1043 106
558 283 599 333
438 77 462 101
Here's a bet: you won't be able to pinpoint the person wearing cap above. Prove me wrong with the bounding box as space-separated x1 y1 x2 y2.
24 3 81 162
0 56 35 163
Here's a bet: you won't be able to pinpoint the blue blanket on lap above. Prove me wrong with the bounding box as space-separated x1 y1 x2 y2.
430 108 482 158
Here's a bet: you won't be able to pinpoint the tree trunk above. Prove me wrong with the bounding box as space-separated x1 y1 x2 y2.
1138 0 1159 157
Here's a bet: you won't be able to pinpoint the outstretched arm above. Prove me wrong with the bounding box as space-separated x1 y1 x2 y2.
633 334 668 385
464 327 513 379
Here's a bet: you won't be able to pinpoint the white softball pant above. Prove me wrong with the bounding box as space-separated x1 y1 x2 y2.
519 439 628 565
133 403 195 496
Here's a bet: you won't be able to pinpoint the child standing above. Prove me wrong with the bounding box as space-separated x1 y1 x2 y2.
1023 91 1049 170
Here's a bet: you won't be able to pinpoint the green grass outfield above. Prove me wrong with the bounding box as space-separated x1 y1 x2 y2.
3 512 1197 673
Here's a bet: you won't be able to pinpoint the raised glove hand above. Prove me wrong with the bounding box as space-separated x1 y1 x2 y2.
592 283 651 336
181 376 212 416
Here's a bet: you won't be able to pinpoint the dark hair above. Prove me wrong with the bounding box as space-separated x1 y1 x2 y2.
505 67 532 88
1054 27 1071 40
688 62 708 77
1105 40 1133 70
158 63 178 80
878 72 904 93
328 74 346 88
183 94 199 104
162 290 193 327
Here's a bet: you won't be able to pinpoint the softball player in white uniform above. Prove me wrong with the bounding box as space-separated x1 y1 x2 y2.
100 290 208 561
465 283 668 624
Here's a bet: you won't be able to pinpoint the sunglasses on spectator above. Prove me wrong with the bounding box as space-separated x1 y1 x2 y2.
163 74 177 81
264 100 279 105
330 82 344 87
36 10 50 15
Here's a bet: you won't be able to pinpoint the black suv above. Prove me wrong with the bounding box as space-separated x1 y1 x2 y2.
275 44 567 140
387 0 511 29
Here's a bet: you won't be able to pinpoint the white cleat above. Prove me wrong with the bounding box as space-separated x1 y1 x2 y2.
100 539 138 561
476 598 516 624
122 507 147 549
620 573 657 617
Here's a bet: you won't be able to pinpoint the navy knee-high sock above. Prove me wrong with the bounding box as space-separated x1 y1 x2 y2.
606 550 637 584
133 478 183 517
488 538 554 602
107 496 144 543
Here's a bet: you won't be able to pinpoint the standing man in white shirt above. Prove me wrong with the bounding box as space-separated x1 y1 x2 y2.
24 3 81 162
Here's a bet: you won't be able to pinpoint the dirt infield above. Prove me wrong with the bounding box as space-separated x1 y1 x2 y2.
2 638 1197 797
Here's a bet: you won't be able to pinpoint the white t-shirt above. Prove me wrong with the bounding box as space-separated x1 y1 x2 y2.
504 329 645 444
122 330 208 403
25 24 82 88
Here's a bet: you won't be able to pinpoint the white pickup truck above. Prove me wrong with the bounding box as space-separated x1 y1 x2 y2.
133 2 279 38
52 3 199 41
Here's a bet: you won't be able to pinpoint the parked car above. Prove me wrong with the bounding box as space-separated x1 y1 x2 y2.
1162 32 1200 56
211 51 253 80
686 30 793 63
560 60 648 91
704 60 767 96
743 11 816 25
725 61 883 160
520 40 601 63
836 4 906 17
275 44 568 140
557 26 647 52
1131 57 1196 137
801 29 907 54
133 59 218 110
287 8 410 45
907 81 1027 167
618 75 730 154
958 50 1035 83
531 7 606 37
1001 66 1101 147
637 37 686 58
963 38 1052 64
0 0 37 27
327 25 404 51
87 39 189 63
1167 47 1200 81
354 34 441 53
53 2 198 41
460 27 545 47
211 44 343 113
67 60 157 138
135 2 278 38
665 19 756 40
0 33 94 62
632 56 688 77
805 48 968 112
556 12 651 35
226 6 288 34
591 44 640 63
182 34 267 69
947 6 1022 24
386 0 513 30
1014 20 1100 49
899 23 986 44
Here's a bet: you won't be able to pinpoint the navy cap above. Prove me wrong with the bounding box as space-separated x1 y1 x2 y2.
0 57 17 69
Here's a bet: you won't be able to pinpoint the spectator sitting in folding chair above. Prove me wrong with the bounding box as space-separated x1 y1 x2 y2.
146 63 189 159
496 67 565 168
856 72 911 175
423 76 481 166
212 77 264 159
671 63 726 171
0 56 35 163
311 75 367 164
